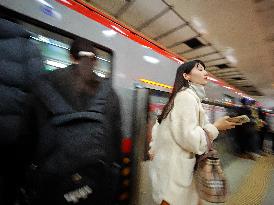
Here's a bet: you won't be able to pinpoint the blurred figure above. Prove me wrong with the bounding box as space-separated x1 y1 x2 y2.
0 17 43 204
234 98 262 160
149 60 238 205
26 38 122 205
258 107 268 152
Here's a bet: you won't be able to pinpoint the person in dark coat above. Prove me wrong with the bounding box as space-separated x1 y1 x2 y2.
233 98 262 160
257 107 269 152
27 38 122 205
0 17 44 204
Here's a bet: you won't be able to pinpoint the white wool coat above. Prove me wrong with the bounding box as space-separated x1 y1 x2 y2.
149 88 219 205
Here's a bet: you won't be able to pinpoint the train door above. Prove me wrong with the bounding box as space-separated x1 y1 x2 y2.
130 87 169 205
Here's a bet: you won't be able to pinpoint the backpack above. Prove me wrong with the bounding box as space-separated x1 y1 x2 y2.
25 73 121 205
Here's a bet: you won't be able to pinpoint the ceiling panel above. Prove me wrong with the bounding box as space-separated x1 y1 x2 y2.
207 66 220 72
182 46 216 58
88 0 125 15
198 53 223 62
85 0 274 98
212 70 240 75
214 73 243 78
158 26 197 46
210 68 239 74
226 80 249 84
206 59 229 67
141 10 183 39
118 0 167 28
170 43 192 53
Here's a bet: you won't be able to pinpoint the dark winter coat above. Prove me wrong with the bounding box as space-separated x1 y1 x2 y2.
234 106 260 153
32 66 122 170
0 18 43 146
0 18 43 204
27 66 122 204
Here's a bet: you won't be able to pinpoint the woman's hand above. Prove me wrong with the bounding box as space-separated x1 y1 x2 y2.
213 116 241 131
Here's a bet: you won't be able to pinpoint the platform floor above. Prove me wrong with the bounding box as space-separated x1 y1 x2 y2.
137 136 274 205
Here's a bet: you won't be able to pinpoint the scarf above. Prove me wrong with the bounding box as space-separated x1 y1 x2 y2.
189 83 206 100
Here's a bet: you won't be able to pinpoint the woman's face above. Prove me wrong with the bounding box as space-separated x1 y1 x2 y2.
184 63 208 85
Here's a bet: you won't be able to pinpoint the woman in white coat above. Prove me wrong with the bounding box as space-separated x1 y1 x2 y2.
149 60 238 205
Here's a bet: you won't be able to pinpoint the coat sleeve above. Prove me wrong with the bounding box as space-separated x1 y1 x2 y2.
203 114 219 141
25 40 45 85
168 91 217 155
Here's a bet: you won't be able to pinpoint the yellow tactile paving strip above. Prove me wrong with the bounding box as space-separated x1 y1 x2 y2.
226 155 274 205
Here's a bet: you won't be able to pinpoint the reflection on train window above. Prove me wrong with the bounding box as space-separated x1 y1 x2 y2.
145 89 169 160
30 33 112 78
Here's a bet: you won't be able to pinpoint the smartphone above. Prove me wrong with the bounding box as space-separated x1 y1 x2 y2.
227 115 250 124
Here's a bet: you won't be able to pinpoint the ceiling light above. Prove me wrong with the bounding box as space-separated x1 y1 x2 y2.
224 47 238 65
102 29 117 37
191 17 208 34
226 55 237 65
143 56 160 64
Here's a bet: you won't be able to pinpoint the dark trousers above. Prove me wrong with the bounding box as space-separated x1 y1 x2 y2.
258 131 266 151
234 128 260 154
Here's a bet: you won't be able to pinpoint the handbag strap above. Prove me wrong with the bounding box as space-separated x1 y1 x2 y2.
195 96 213 152
203 129 213 152
196 130 214 163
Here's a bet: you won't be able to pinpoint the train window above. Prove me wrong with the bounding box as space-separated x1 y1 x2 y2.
29 33 112 78
145 89 169 160
93 49 112 78
20 21 112 78
30 33 71 71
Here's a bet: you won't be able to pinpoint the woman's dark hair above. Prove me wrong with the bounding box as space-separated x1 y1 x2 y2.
157 60 205 124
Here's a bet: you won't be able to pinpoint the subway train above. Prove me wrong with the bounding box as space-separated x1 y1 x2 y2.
1 0 273 204
0 0 248 138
